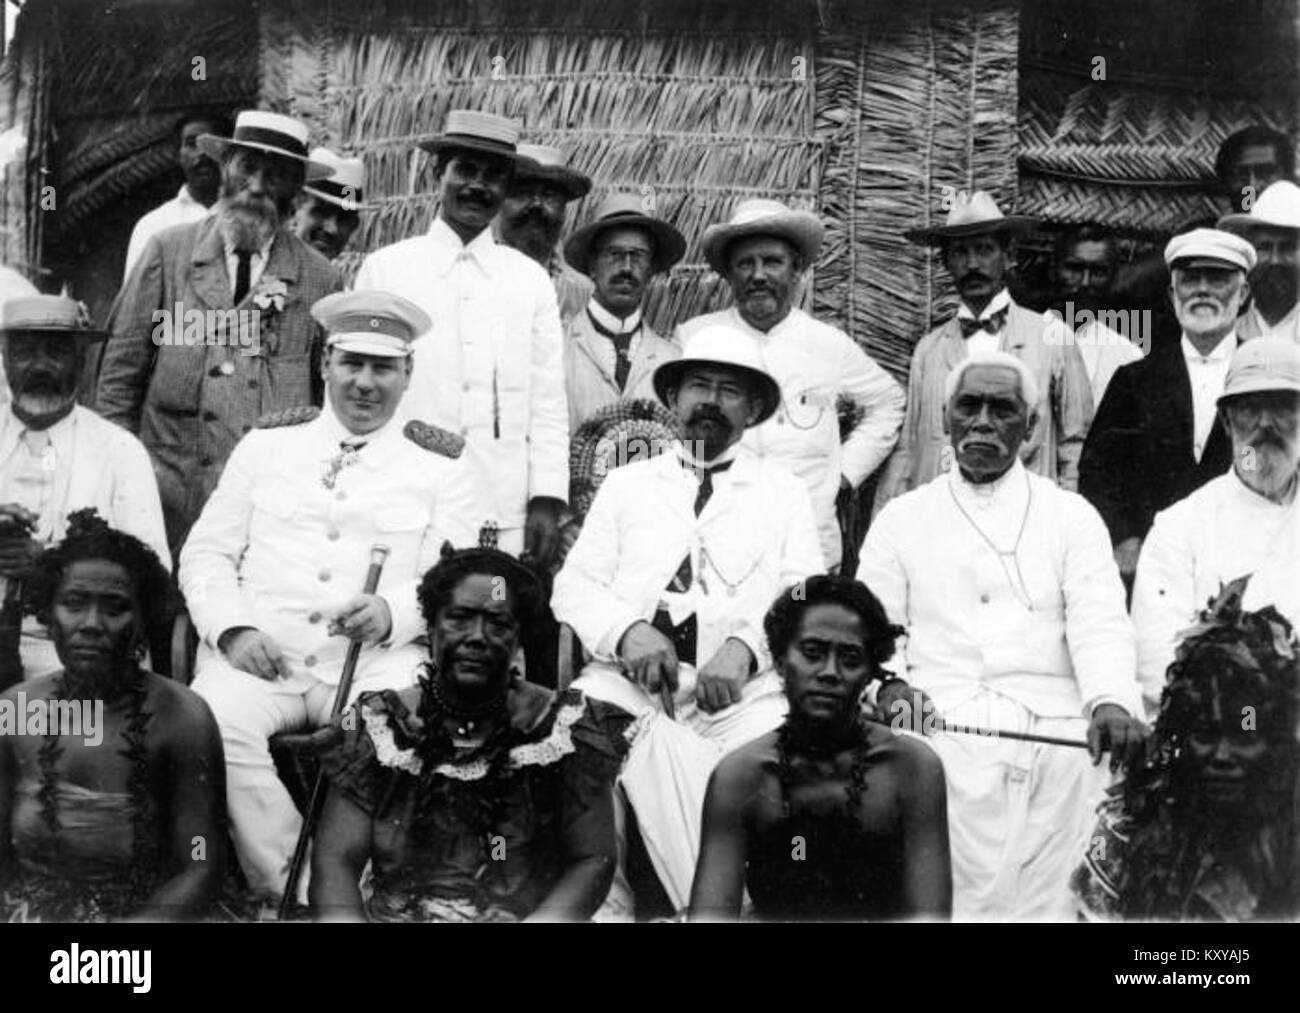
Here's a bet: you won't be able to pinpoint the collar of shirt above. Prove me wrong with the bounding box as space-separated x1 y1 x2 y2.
676 439 743 473
1180 331 1237 365
315 402 401 455
948 456 1028 514
587 298 643 335
725 304 801 341
957 287 1012 322
223 233 276 295
428 216 497 279
177 184 207 211
0 404 77 467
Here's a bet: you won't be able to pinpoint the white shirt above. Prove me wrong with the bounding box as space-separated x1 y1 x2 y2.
0 404 169 566
957 288 1013 357
584 299 644 379
552 444 823 672
858 460 1141 718
1181 332 1237 462
1075 320 1144 407
224 235 275 299
677 306 904 568
124 185 212 279
355 217 569 532
1132 468 1300 716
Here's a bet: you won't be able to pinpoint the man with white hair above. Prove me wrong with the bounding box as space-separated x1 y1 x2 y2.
1132 337 1300 714
858 349 1146 921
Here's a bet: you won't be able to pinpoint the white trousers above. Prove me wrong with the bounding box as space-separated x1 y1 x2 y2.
573 661 787 912
925 690 1110 921
191 643 424 901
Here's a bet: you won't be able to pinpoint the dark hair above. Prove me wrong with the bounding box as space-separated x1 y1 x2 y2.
1052 223 1115 266
24 508 171 632
763 575 904 671
175 110 233 139
1214 125 1294 185
1117 584 1299 917
417 546 545 631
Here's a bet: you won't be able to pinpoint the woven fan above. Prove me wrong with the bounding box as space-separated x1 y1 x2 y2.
569 399 681 519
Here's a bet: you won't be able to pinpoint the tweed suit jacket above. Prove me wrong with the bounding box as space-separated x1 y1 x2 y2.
97 215 341 554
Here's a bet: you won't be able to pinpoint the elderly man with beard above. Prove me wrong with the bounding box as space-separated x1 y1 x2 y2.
179 290 482 903
497 144 594 327
1080 229 1256 587
678 199 904 572
123 111 232 279
1133 337 1300 716
1051 224 1144 408
875 192 1093 516
356 112 569 564
858 350 1146 921
1220 180 1300 342
0 297 167 688
97 111 342 556
552 326 824 913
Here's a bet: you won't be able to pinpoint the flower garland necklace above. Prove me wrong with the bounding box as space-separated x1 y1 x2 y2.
36 665 159 915
774 717 873 821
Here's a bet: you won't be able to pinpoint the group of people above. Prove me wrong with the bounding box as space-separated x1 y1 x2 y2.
0 104 1297 922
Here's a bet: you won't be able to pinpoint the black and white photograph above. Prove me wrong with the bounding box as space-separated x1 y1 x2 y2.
0 0 1293 992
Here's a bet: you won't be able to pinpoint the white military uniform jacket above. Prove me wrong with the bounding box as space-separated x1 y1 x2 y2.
355 218 569 538
552 443 824 673
677 307 904 568
178 407 484 685
0 404 169 567
1132 469 1300 715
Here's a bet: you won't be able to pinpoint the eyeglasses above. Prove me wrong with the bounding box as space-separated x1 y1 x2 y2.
596 248 652 269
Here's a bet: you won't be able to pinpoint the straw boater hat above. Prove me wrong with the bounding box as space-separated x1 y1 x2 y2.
904 190 1036 246
1163 228 1257 273
196 110 335 182
700 198 824 275
301 148 375 212
0 294 107 342
417 109 522 161
653 325 782 425
1218 180 1300 237
310 290 431 358
564 192 688 276
512 144 592 201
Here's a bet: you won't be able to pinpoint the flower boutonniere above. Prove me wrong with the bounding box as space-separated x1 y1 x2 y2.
251 278 288 318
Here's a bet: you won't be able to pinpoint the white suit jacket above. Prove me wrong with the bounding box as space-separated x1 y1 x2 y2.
551 444 824 673
355 218 570 531
677 307 903 568
1132 470 1300 715
0 404 169 568
178 409 484 685
858 461 1141 719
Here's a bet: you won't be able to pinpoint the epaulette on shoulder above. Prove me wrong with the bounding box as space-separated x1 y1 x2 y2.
403 419 465 459
256 406 321 428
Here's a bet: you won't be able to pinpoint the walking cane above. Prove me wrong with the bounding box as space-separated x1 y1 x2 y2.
865 714 1089 749
278 543 390 919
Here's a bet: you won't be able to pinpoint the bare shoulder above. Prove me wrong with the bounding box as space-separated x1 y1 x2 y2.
0 672 61 704
867 723 944 780
144 674 219 739
709 731 777 796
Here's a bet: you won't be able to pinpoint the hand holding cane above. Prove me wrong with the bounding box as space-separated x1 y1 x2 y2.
279 543 390 919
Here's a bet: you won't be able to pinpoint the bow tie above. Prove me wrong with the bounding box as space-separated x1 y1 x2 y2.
959 310 1007 339
339 439 367 452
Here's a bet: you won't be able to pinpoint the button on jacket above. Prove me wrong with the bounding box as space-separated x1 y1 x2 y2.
355 219 569 535
178 410 484 684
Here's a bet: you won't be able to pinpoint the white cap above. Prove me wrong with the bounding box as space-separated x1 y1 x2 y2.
1164 228 1257 272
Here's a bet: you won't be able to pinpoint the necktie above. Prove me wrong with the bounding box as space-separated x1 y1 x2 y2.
689 459 735 516
587 310 641 390
339 439 367 453
959 309 1007 339
233 250 252 304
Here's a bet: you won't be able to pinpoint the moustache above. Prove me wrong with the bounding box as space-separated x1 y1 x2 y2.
610 273 638 287
687 406 731 427
958 272 991 288
514 206 558 228
458 189 494 208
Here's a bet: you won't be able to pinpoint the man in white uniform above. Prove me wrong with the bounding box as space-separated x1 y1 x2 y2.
678 199 903 571
552 326 824 910
1133 337 1300 714
355 110 569 564
858 350 1146 921
0 296 167 687
180 290 483 900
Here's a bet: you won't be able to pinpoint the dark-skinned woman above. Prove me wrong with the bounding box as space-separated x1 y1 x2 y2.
689 574 952 921
310 546 632 922
0 509 226 921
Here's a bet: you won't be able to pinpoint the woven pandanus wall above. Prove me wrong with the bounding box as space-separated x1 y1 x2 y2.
260 0 1019 382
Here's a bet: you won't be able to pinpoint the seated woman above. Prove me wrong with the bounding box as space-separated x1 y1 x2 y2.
1073 578 1298 921
689 575 952 921
0 509 226 921
310 546 633 922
